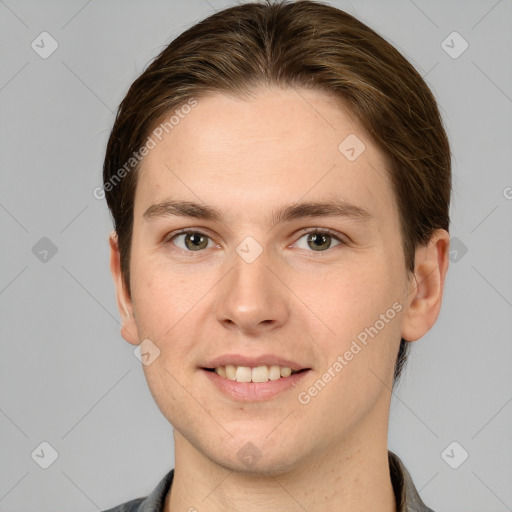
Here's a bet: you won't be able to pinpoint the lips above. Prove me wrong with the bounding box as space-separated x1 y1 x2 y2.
201 365 311 401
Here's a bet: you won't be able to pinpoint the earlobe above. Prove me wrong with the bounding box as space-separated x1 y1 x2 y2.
109 231 140 346
401 229 450 342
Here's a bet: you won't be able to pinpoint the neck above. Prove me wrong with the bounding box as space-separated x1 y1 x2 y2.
164 407 396 512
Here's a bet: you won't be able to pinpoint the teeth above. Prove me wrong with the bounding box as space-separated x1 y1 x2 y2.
268 365 281 381
235 366 252 383
213 365 300 382
251 365 269 383
225 365 236 380
280 367 292 378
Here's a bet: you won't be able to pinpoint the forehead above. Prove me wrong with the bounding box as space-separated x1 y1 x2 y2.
134 87 397 226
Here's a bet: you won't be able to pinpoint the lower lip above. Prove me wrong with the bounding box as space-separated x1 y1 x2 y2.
200 368 311 402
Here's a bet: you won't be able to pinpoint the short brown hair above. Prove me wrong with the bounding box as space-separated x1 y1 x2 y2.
103 0 451 385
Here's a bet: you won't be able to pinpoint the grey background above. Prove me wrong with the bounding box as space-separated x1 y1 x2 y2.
1 0 511 510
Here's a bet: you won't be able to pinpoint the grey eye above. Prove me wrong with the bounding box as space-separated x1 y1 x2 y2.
173 232 212 251
295 232 341 252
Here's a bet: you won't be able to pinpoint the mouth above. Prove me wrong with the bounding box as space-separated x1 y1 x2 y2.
200 365 312 402
201 365 310 383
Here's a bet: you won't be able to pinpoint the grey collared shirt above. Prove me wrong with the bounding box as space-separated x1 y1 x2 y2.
102 451 434 512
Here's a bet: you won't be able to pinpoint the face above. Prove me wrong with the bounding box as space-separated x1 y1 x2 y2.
110 87 441 474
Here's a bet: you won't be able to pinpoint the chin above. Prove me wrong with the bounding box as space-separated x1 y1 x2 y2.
213 432 308 477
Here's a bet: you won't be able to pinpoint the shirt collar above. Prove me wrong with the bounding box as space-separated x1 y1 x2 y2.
133 450 434 512
389 451 435 512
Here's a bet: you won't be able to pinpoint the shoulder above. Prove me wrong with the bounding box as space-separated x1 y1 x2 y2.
101 497 145 512
101 469 175 512
388 451 436 512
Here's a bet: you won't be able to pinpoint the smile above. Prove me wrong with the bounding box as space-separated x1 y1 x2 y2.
204 364 306 383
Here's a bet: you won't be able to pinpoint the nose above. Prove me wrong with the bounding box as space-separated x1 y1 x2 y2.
214 245 290 334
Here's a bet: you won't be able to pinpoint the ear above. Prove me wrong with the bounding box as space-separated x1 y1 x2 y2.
109 231 139 345
401 229 450 342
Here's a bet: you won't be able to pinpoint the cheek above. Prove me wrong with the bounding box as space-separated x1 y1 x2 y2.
295 259 399 336
130 248 198 333
129 255 219 372
293 256 404 383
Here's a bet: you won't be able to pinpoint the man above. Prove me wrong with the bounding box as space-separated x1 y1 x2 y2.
101 1 450 510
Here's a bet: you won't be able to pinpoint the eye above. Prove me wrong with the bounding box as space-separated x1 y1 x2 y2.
294 229 343 252
166 228 345 254
168 230 215 252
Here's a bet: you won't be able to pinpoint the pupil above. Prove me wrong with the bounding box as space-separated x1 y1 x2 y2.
186 233 206 250
309 233 330 251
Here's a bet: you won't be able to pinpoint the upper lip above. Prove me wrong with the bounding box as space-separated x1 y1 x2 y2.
202 354 310 371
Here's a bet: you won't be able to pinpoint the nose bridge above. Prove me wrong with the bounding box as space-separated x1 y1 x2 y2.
215 241 288 331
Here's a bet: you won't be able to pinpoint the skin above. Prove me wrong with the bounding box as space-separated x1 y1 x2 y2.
109 86 449 512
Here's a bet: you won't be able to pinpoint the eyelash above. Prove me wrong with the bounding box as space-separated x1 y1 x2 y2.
164 228 346 256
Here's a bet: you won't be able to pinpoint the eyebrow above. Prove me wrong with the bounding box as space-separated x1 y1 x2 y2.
143 198 373 226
